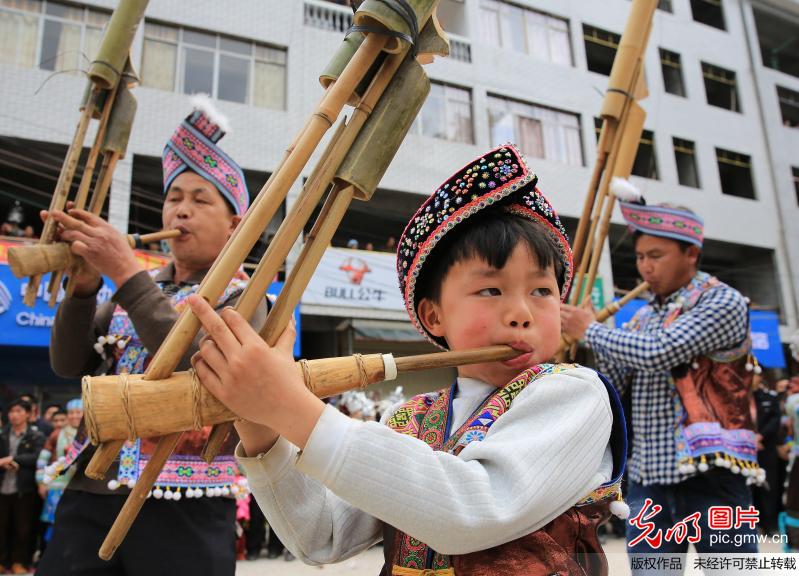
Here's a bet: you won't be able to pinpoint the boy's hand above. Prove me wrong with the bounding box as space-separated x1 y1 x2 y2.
188 295 325 450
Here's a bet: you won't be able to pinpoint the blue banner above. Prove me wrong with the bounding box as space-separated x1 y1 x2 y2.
614 299 786 368
0 264 300 356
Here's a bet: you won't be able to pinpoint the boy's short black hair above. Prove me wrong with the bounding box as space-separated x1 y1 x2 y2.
414 210 566 308
53 409 68 417
8 398 32 413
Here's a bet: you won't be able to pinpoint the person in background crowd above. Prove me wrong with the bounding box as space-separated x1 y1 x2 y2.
42 404 61 424
752 373 783 534
36 399 83 552
383 235 397 253
18 394 52 438
346 238 359 250
50 410 67 432
364 241 374 251
0 399 45 574
1 201 34 239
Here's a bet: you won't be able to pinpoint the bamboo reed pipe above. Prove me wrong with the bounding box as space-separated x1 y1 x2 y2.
7 230 181 279
24 88 97 306
58 84 122 304
96 33 390 559
83 345 519 445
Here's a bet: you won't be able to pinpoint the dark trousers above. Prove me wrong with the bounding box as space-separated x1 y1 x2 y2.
37 490 236 576
245 497 266 556
0 492 38 567
626 470 757 575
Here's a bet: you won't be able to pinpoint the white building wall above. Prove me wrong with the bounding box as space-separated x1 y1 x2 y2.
0 0 796 334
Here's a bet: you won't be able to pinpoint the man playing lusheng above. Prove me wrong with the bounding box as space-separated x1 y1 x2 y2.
37 97 267 576
189 145 629 575
561 199 758 573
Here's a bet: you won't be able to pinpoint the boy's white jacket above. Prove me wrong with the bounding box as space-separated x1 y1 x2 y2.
237 365 613 564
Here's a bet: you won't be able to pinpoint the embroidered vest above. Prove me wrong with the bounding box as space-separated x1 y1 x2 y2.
66 267 250 499
625 273 760 480
380 364 627 576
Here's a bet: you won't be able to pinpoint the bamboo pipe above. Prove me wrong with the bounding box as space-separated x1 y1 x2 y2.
82 345 519 444
24 87 98 306
51 84 121 306
201 183 357 462
560 281 650 350
7 230 181 279
580 102 646 305
142 32 387 382
95 34 389 559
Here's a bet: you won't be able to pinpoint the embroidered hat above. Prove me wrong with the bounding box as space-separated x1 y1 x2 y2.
162 94 249 216
66 398 83 411
397 144 573 348
619 201 704 248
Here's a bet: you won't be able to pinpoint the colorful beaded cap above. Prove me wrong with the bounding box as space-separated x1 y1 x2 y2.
162 105 249 216
397 144 573 348
619 201 704 248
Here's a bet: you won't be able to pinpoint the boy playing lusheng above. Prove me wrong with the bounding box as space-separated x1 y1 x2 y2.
188 145 628 575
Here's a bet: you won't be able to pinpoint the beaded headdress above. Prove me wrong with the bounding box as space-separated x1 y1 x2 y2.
397 144 573 348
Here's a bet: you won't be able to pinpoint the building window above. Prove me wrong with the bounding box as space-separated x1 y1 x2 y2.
660 49 685 97
583 24 620 76
690 0 725 31
777 86 799 128
412 82 473 144
754 8 799 80
716 148 755 199
0 0 109 72
479 0 572 67
673 138 700 188
489 95 583 166
141 21 287 110
631 130 659 180
702 62 740 112
793 167 799 206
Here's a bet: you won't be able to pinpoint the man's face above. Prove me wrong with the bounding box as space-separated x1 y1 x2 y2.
67 408 83 429
44 406 59 422
52 413 67 430
635 234 699 298
7 406 28 428
162 172 241 271
417 242 562 388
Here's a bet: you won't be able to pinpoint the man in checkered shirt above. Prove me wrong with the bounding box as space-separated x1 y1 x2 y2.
562 200 757 573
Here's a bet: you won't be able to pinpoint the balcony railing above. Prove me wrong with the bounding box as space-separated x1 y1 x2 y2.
304 0 353 34
303 1 472 64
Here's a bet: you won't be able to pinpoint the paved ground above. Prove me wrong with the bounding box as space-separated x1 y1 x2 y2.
234 537 787 575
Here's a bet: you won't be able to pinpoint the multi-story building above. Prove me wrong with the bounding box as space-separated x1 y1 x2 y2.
1 0 797 396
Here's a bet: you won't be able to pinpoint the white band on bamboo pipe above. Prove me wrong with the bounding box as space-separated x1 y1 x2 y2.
382 354 397 381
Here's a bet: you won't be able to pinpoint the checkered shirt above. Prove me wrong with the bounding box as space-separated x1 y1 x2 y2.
585 272 749 485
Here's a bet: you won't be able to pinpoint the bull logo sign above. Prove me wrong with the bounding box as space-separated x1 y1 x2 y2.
339 256 371 285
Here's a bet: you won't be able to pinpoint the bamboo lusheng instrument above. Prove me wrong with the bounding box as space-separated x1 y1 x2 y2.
560 281 650 351
7 230 182 278
564 0 657 360
22 0 148 307
82 345 518 445
93 1 447 560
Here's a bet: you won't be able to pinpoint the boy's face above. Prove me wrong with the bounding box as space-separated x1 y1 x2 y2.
52 413 67 430
417 242 561 387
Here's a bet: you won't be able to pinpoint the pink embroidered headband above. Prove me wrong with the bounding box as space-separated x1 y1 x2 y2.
619 202 704 248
